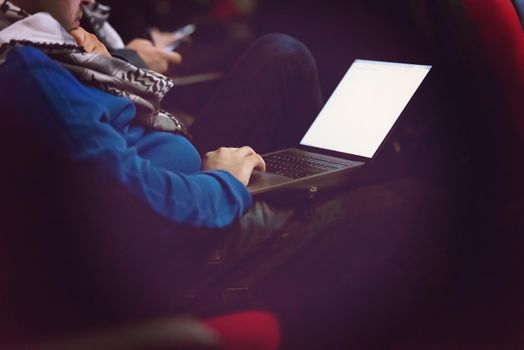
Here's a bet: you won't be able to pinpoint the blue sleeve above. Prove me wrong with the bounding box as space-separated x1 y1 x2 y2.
0 46 252 228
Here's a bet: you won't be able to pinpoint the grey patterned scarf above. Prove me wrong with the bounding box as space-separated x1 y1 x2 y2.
0 1 189 137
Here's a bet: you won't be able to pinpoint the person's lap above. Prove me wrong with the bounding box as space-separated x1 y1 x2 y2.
184 177 456 349
72 175 439 349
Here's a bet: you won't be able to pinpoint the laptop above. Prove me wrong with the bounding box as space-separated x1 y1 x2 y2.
247 59 432 195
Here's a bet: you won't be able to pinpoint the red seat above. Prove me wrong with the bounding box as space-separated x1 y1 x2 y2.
462 0 524 139
2 312 281 350
203 311 281 350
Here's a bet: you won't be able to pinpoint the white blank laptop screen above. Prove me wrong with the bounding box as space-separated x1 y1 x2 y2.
300 59 431 158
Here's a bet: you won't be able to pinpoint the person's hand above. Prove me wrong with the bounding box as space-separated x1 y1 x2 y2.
202 146 266 186
70 27 111 57
126 38 181 74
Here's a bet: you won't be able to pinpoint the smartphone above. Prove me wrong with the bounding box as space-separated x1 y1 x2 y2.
163 24 196 52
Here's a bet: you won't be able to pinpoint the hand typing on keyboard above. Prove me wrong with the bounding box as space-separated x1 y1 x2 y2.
263 150 344 179
202 146 266 186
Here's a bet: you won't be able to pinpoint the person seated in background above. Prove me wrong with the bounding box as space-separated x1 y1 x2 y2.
80 0 183 73
82 0 259 77
81 0 259 118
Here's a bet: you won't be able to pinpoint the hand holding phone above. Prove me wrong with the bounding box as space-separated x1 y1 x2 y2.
149 24 196 52
167 24 196 51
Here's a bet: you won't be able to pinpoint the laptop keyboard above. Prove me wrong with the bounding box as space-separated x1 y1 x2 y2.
262 150 348 179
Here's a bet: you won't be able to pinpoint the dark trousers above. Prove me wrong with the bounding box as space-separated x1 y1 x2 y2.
190 33 323 155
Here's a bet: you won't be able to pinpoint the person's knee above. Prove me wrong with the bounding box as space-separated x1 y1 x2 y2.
254 33 317 73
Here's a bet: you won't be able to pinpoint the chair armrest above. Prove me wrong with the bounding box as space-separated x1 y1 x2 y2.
170 72 224 86
17 316 219 350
